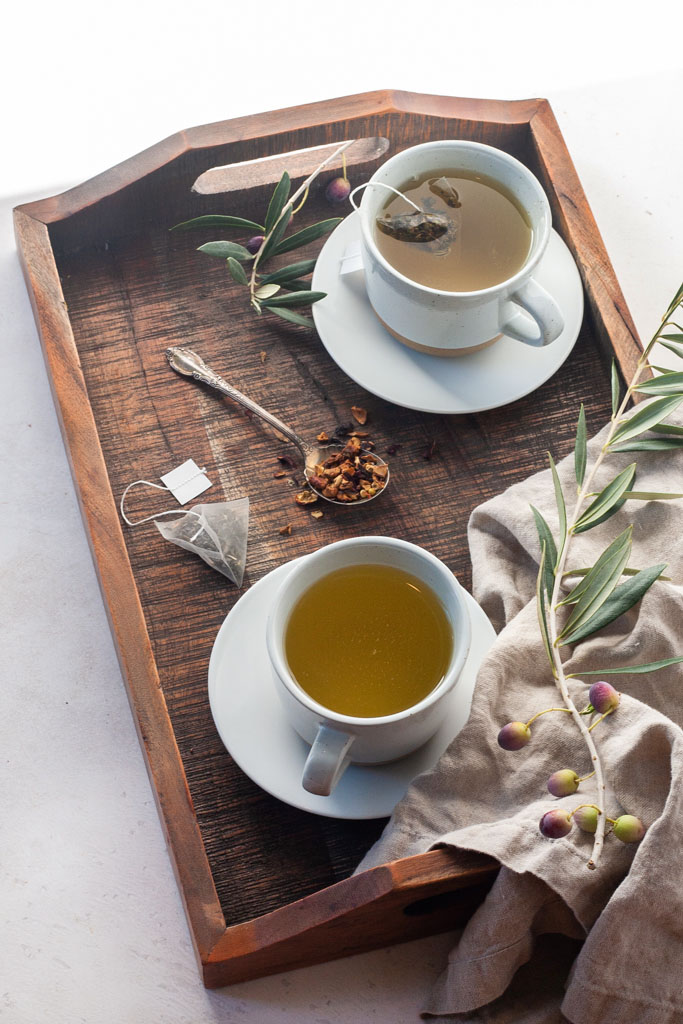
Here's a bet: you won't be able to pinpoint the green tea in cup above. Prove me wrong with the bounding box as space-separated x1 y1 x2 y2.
284 563 453 718
375 167 533 293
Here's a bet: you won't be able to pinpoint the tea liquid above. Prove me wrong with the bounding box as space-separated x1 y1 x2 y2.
375 168 532 292
284 564 453 718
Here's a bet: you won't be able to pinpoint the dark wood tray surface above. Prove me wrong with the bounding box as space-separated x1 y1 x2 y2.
14 90 641 985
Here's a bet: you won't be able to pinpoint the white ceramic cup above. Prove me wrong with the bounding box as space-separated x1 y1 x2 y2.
356 140 564 355
265 536 471 796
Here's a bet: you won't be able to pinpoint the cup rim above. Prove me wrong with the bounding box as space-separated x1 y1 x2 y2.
265 536 472 727
358 139 552 299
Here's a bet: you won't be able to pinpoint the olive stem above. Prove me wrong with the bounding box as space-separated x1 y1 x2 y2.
546 307 677 868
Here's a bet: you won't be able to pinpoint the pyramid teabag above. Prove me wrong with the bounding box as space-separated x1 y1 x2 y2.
154 498 249 586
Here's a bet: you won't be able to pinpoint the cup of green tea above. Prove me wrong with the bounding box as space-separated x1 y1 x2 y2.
356 140 564 355
265 536 471 796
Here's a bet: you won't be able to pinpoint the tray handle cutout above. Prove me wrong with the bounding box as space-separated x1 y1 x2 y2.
192 137 390 194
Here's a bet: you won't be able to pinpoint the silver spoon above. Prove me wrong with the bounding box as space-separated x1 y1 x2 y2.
165 346 390 507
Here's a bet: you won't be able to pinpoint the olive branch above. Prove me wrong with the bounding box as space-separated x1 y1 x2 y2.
535 283 683 867
171 140 354 329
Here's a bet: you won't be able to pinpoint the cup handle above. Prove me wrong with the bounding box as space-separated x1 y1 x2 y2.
302 725 356 796
501 278 564 347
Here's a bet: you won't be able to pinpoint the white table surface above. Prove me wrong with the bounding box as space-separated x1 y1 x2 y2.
3 3 682 1021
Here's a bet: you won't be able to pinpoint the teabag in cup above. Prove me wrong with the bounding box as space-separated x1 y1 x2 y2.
154 499 249 587
348 181 451 243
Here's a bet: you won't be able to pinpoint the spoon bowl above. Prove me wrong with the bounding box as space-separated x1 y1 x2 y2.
166 346 390 507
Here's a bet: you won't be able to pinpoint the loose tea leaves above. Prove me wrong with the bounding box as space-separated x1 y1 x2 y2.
428 176 462 208
375 211 450 243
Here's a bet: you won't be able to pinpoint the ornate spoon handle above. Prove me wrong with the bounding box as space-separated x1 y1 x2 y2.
166 346 311 460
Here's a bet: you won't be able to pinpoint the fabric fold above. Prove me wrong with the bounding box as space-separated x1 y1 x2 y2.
357 408 683 1022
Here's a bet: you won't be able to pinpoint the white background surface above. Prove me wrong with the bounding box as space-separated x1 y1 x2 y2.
3 3 682 1021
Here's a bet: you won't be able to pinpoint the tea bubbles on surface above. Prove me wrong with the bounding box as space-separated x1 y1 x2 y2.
374 168 533 293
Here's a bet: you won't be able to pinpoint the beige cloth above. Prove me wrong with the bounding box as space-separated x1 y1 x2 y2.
357 408 683 1022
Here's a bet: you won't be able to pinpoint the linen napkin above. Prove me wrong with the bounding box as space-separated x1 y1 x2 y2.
357 405 683 1023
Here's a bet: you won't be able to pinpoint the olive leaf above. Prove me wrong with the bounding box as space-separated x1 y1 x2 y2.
530 505 557 598
536 543 555 673
609 394 683 447
563 566 671 582
651 422 683 435
611 359 621 417
170 214 265 233
227 257 248 285
264 171 291 234
254 283 281 300
567 656 683 677
655 339 683 361
548 453 567 568
557 529 632 641
609 437 683 452
623 490 683 500
633 371 683 396
260 290 327 308
574 404 587 488
259 259 317 285
268 307 315 328
572 463 636 534
198 240 253 261
559 563 667 646
259 208 292 264
272 218 342 257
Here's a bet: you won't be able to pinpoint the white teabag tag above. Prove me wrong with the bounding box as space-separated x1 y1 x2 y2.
339 240 364 276
160 459 212 504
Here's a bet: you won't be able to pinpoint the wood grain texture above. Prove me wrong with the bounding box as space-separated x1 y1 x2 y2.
14 90 639 986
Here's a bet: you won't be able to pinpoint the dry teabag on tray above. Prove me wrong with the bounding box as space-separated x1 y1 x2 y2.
154 499 249 587
119 462 249 587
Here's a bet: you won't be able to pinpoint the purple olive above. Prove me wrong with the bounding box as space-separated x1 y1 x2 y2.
497 721 531 751
573 806 599 834
246 234 265 255
613 814 646 843
588 681 620 714
547 769 579 797
540 809 573 839
325 177 351 204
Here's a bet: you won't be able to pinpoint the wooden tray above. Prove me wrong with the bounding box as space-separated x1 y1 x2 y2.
14 90 642 987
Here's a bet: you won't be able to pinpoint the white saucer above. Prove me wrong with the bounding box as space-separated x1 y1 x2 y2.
208 559 496 820
311 212 584 414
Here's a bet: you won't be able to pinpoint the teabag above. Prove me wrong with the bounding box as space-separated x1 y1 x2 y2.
154 498 249 587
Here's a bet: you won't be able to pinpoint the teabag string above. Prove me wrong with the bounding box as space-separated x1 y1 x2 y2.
119 478 249 588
